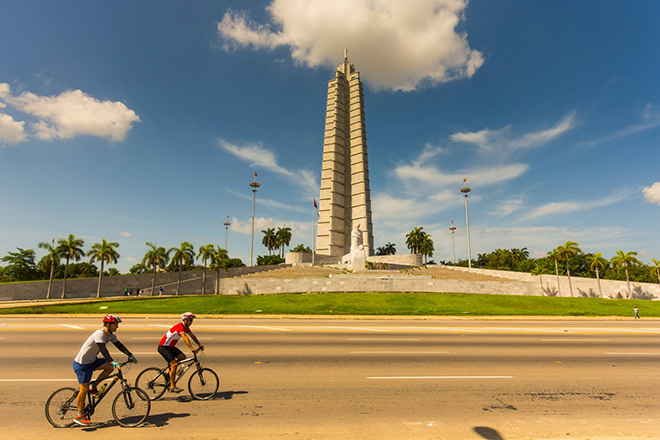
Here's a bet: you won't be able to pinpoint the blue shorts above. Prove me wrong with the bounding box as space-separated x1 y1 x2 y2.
72 358 109 384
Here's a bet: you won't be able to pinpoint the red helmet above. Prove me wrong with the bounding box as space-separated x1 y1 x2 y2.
181 312 195 321
102 314 122 324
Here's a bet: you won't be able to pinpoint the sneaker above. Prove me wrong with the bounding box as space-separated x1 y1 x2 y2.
73 414 92 426
168 386 184 393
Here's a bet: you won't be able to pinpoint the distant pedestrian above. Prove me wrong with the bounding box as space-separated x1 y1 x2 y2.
136 288 140 296
124 288 128 297
634 306 639 319
617 291 622 298
129 288 133 296
159 286 164 296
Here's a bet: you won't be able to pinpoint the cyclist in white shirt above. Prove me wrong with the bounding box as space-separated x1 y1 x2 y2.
71 314 136 425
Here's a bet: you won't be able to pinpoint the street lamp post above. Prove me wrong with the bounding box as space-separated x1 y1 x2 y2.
449 220 457 264
249 172 261 267
223 215 231 251
460 178 472 269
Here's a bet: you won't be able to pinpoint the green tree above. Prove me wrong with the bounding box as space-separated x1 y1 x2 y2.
197 243 216 295
168 242 195 295
142 242 168 296
0 248 39 282
556 241 582 297
406 227 426 254
257 255 285 266
38 240 60 299
56 234 85 299
586 253 608 298
88 238 120 298
129 263 148 274
419 235 434 265
376 242 396 256
547 248 562 297
530 264 548 296
209 246 229 294
611 250 642 298
292 244 312 253
276 226 292 258
105 268 121 277
261 228 277 255
649 258 660 286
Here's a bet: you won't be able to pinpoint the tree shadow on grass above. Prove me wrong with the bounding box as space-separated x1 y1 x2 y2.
473 426 505 440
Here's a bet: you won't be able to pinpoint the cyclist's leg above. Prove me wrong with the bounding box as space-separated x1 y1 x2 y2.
158 346 184 390
73 359 103 417
91 361 113 389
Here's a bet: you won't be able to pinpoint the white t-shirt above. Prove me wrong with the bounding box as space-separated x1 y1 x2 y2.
74 329 118 365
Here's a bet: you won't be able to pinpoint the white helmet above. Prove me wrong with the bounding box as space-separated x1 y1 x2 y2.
181 312 196 321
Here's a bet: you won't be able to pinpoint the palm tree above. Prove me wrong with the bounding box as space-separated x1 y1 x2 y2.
261 228 277 255
276 226 292 258
586 253 608 298
142 242 168 296
547 248 562 297
168 242 195 295
197 244 216 295
209 246 229 294
87 239 120 298
38 239 60 299
56 234 85 299
530 264 546 296
406 227 426 254
611 250 641 298
649 258 660 286
379 242 396 255
419 236 434 265
556 241 582 297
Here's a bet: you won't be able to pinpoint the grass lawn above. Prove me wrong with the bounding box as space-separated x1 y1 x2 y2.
0 292 657 317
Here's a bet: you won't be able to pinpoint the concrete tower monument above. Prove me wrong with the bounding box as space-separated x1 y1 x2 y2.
316 51 374 260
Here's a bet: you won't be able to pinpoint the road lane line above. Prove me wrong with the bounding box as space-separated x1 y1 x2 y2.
367 376 512 380
240 325 292 332
326 326 389 332
60 324 84 329
542 338 611 342
402 327 482 333
606 352 660 355
347 338 420 341
148 324 171 328
352 351 449 354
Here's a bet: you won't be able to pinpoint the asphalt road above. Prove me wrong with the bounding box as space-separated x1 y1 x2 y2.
1 316 659 440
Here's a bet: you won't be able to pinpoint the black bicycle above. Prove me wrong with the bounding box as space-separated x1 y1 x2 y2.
136 349 218 401
45 360 150 428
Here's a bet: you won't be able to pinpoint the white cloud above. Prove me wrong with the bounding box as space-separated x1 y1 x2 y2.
0 83 140 142
523 190 632 221
229 216 308 236
217 0 484 92
394 162 528 188
579 103 660 147
450 111 578 155
0 113 27 145
489 198 524 217
643 182 660 205
125 257 138 263
118 232 131 237
218 138 319 196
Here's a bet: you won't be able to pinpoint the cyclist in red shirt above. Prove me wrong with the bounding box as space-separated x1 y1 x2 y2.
158 312 204 393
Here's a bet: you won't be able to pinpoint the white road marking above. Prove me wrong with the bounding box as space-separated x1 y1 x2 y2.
367 376 512 380
606 352 660 355
0 379 77 382
326 326 389 332
148 324 171 328
347 338 420 341
352 351 449 354
60 324 84 329
542 338 611 342
239 325 291 332
403 327 482 333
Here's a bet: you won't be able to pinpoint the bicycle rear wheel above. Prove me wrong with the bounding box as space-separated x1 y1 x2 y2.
135 367 168 400
111 387 150 427
188 368 219 400
45 387 78 428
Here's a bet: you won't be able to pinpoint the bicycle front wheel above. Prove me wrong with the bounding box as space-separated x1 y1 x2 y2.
188 368 219 400
135 367 168 400
112 387 150 427
45 387 78 428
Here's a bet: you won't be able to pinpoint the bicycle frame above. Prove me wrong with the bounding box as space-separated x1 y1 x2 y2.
158 351 203 387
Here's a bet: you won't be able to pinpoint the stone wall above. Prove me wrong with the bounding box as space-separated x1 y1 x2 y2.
0 265 289 302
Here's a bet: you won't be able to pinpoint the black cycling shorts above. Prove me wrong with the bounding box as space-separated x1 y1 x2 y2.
158 345 183 363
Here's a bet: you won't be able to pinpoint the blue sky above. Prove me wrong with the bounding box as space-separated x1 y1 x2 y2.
1 0 659 273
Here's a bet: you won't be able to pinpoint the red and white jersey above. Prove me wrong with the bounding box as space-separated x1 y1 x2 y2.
159 322 191 347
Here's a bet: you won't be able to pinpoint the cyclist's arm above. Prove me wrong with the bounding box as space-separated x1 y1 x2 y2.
112 340 134 359
96 342 114 363
180 333 196 352
189 332 204 350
